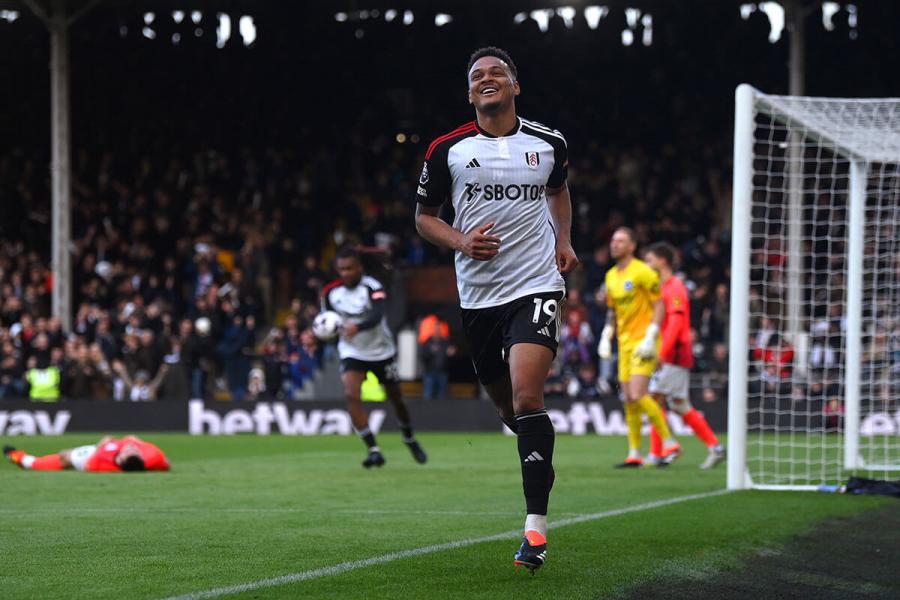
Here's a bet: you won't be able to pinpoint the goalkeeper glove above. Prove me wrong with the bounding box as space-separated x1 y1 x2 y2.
598 324 614 360
635 323 660 360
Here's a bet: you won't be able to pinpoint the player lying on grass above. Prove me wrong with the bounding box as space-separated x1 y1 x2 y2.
4 435 170 472
598 227 681 468
643 242 726 469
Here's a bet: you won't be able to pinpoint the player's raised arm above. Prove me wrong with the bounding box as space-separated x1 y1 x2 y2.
545 183 577 273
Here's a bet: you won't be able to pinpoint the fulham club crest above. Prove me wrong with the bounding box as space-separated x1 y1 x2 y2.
525 151 540 169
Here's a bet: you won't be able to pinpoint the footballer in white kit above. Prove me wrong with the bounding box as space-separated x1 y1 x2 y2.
414 46 579 573
322 246 427 469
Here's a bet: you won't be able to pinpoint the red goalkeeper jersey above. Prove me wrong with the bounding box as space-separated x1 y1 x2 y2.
85 437 170 473
660 276 694 369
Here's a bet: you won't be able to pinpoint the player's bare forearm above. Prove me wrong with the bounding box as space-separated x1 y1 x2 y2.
546 184 578 273
415 203 500 261
546 184 572 244
415 204 463 251
652 299 665 327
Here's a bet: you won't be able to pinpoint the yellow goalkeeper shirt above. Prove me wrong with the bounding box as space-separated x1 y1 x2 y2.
605 258 661 348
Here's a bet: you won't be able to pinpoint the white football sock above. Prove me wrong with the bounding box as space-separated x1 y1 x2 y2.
524 514 547 537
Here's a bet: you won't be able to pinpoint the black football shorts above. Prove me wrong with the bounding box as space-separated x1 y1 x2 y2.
340 356 400 384
461 290 565 386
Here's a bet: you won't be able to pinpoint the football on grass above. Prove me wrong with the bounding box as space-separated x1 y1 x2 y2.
312 311 343 341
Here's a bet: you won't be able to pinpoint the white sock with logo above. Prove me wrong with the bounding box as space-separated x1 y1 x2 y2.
524 513 547 538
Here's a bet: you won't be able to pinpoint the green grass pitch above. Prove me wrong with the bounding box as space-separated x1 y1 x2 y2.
0 433 892 599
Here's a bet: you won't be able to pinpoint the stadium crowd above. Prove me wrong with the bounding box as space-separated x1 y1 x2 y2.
3 3 896 404
0 134 738 402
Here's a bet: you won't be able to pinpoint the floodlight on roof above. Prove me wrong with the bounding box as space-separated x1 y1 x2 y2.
143 12 155 25
217 13 231 49
822 2 839 31
191 11 202 24
0 10 19 23
584 6 608 30
513 12 528 25
621 28 633 46
625 8 640 28
529 9 553 32
403 10 414 25
172 10 184 24
435 13 453 27
239 16 256 46
385 9 397 22
642 15 652 45
335 12 348 22
142 26 156 39
758 2 784 43
556 7 576 28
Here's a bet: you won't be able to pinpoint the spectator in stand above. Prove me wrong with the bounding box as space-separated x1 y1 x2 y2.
295 255 328 304
418 315 455 401
287 328 321 397
111 359 171 402
246 367 268 401
24 355 61 402
752 333 795 398
0 340 25 398
559 311 594 375
183 317 215 399
700 342 728 404
62 344 111 400
217 313 254 401
259 327 287 399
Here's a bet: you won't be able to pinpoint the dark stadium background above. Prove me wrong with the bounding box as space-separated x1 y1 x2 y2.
2 1 899 404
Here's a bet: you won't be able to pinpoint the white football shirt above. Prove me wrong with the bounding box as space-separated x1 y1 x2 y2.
323 275 396 361
417 117 568 309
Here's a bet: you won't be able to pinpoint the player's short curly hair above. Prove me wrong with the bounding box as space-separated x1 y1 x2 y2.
467 46 518 81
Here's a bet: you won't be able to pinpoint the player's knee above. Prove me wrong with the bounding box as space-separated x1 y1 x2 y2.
512 388 543 413
667 396 691 415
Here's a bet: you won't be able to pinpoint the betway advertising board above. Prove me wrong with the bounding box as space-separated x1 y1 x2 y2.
4 397 721 436
5 399 898 438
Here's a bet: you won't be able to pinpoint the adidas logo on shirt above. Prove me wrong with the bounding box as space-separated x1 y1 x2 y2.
523 451 544 463
465 158 481 169
538 327 551 337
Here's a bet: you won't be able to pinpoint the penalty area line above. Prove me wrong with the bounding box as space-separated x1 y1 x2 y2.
161 488 730 600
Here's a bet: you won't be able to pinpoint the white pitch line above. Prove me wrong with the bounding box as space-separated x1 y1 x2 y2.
161 488 730 600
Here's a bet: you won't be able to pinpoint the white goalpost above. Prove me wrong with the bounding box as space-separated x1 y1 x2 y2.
728 84 900 491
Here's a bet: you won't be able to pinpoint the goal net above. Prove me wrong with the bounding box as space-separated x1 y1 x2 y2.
728 85 900 490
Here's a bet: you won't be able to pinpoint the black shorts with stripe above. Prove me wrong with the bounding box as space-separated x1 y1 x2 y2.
340 356 400 384
461 291 564 386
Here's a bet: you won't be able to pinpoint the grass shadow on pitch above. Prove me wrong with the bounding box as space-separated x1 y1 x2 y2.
614 505 900 600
